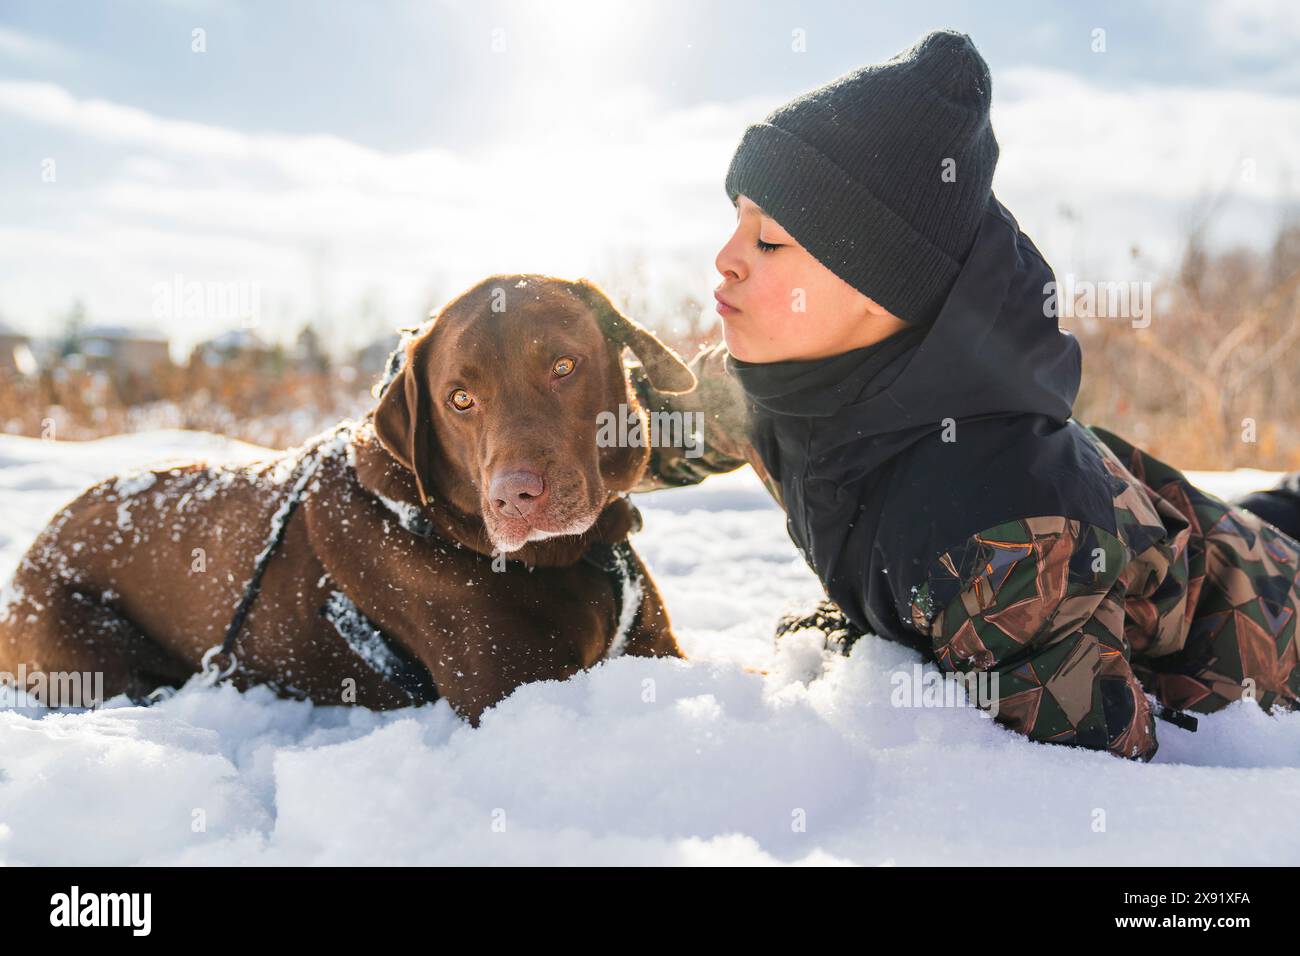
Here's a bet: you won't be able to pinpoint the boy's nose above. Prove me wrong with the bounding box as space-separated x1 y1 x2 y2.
715 230 747 283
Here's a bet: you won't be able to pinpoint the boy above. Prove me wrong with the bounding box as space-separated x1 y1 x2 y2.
632 29 1300 762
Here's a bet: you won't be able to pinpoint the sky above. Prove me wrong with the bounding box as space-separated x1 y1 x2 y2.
1 0 1298 357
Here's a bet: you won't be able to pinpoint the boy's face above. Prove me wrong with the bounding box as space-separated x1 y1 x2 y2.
714 195 911 363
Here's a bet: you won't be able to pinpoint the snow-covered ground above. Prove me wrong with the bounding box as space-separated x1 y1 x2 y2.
1 429 1298 866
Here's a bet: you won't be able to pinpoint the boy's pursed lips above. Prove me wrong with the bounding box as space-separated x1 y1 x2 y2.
714 289 740 316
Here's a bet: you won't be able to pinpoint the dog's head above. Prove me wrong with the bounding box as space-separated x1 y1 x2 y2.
373 274 695 554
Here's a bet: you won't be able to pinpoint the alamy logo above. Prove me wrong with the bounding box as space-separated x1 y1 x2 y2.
49 886 151 936
1042 275 1153 328
0 664 103 708
151 272 261 327
595 403 704 458
890 663 1000 717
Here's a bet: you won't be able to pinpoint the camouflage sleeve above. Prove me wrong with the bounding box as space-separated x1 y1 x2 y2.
627 341 755 493
906 516 1159 761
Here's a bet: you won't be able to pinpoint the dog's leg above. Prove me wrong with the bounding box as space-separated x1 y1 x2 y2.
0 577 192 707
617 551 684 659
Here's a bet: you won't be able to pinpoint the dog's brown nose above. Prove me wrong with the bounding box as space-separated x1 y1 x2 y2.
489 469 549 518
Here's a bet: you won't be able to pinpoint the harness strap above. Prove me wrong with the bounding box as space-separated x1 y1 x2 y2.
581 540 644 658
204 423 348 680
319 590 440 703
396 492 646 659
207 418 645 692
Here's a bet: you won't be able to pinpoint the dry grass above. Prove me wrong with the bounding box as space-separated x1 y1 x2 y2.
1064 223 1300 470
3 222 1297 469
0 360 373 451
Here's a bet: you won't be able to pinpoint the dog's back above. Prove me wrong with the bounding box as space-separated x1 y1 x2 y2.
0 453 296 692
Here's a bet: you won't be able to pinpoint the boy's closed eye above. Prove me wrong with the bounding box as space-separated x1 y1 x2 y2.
733 198 790 253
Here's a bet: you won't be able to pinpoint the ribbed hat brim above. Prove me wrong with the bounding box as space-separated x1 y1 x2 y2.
725 121 962 324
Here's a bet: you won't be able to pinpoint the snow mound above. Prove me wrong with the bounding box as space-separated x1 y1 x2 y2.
1 430 1298 865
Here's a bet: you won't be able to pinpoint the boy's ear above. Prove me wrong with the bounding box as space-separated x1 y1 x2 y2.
576 278 696 394
373 330 440 506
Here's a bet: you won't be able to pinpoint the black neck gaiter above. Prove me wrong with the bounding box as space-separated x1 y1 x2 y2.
723 325 938 640
726 324 928 420
710 195 1084 640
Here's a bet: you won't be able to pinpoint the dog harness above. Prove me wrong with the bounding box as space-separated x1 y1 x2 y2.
201 423 646 702
200 422 351 687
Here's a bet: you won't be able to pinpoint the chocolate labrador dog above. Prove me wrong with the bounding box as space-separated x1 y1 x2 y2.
0 275 693 723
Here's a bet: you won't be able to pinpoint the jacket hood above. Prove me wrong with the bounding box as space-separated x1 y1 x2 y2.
722 193 1084 640
728 193 1081 479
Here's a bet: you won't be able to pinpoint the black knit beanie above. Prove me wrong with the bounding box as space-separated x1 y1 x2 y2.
724 29 999 325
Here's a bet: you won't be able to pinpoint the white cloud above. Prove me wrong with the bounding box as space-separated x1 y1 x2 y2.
992 66 1300 276
0 67 1295 352
0 78 763 351
1201 0 1300 58
995 67 1300 201
0 26 69 64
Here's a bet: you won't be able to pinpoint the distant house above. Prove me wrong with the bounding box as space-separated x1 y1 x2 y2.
74 324 171 377
189 329 280 370
0 322 33 375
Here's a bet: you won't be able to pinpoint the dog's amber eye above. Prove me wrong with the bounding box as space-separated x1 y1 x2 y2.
552 356 576 377
448 388 474 411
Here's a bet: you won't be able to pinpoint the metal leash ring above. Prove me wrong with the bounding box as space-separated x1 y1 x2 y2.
199 644 239 687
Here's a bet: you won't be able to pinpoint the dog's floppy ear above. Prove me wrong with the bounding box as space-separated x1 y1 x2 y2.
575 279 696 394
373 327 440 506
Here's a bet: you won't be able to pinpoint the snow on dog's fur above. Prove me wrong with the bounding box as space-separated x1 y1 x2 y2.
0 275 692 723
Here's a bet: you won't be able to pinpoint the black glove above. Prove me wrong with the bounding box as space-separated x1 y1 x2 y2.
773 598 866 654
